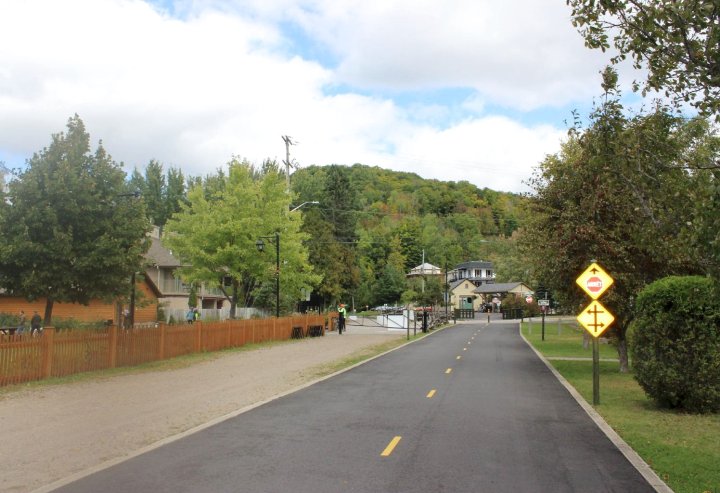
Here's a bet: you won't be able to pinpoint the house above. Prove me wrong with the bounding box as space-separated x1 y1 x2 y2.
473 282 534 310
449 278 485 311
445 260 496 311
447 260 495 285
407 262 443 278
144 228 227 322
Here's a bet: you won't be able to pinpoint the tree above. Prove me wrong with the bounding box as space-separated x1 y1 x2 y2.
0 115 150 324
567 0 720 119
520 69 715 371
163 160 318 317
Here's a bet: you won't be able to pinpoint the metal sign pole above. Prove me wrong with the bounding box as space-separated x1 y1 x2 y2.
593 336 600 405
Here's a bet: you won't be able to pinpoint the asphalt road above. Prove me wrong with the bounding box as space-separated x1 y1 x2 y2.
51 321 654 493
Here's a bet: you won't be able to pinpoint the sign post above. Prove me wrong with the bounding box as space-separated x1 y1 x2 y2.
538 299 550 341
575 262 615 405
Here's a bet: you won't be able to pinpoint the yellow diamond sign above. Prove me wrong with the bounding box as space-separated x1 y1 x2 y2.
577 300 615 337
576 262 614 300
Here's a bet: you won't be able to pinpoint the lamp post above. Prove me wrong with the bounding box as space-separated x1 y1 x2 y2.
289 201 319 212
256 232 280 318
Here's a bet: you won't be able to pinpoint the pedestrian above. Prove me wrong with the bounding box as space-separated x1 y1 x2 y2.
186 308 194 324
30 311 42 335
338 303 346 335
193 307 200 322
17 310 26 335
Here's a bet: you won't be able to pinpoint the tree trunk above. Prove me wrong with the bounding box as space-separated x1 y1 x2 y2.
617 334 629 373
44 297 54 326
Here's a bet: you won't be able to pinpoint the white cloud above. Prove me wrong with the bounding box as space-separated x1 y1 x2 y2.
0 0 606 194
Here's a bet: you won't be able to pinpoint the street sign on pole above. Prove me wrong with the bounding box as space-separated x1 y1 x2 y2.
538 299 550 306
575 262 614 299
576 262 615 406
577 300 615 337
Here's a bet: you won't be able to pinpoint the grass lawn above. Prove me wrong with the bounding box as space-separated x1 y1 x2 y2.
522 319 720 493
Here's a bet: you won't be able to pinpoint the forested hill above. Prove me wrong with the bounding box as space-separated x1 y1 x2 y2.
293 164 523 235
290 164 527 286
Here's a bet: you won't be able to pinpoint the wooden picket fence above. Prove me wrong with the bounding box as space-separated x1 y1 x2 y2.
0 314 334 387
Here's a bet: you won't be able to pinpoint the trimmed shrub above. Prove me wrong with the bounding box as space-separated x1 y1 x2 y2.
628 276 720 413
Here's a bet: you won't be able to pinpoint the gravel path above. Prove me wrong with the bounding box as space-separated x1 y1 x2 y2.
0 331 404 493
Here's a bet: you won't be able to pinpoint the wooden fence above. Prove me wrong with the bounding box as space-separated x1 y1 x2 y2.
0 314 334 387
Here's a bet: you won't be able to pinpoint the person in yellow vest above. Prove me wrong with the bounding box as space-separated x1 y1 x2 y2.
338 303 347 335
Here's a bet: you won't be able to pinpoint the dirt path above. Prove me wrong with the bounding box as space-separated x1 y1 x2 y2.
0 332 404 493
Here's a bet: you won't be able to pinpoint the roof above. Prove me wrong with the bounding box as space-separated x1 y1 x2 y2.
145 237 183 268
407 262 443 276
473 282 531 294
455 260 493 269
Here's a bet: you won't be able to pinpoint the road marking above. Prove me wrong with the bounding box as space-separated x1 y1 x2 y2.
463 347 467 351
456 355 462 360
445 368 453 374
381 436 402 456
426 389 436 398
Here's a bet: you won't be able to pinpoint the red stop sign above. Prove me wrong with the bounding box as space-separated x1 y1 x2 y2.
587 276 603 293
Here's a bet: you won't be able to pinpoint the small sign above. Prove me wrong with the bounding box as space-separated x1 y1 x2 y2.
577 300 615 337
538 299 550 306
576 262 614 299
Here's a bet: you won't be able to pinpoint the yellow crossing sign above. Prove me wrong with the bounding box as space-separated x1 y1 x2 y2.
576 262 614 299
577 300 615 337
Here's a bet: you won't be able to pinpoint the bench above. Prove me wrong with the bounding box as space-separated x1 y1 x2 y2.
308 325 324 337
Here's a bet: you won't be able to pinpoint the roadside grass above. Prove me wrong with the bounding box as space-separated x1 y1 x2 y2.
522 319 618 359
523 319 720 493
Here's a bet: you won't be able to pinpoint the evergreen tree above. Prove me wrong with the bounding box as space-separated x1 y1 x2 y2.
0 115 150 324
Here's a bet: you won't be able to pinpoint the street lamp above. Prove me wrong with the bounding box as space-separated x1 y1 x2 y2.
289 201 319 212
256 232 280 318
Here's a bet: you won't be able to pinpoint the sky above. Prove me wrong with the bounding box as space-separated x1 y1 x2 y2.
0 0 642 194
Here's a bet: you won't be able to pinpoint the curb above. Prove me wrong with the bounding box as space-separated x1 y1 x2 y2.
518 325 673 493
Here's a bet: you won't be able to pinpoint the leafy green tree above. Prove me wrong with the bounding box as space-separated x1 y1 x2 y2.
567 0 720 119
164 160 318 317
520 69 714 371
0 115 150 324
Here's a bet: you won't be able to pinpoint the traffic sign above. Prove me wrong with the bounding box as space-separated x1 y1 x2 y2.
576 262 614 299
577 300 615 337
538 299 550 306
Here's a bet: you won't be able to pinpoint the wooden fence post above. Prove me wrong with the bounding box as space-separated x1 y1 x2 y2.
108 324 118 369
159 324 166 360
42 327 55 379
195 322 202 352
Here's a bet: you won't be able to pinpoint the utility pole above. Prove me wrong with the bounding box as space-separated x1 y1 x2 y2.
281 135 295 193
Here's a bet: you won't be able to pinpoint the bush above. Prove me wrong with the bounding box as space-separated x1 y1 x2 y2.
628 276 720 413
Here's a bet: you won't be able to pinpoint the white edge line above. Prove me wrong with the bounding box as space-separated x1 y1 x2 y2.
518 325 673 493
32 324 453 493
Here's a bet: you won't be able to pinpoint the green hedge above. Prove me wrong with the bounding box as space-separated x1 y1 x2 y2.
628 276 720 413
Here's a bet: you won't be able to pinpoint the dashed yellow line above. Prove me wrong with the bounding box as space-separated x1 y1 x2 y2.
445 368 453 374
381 436 402 457
456 355 462 360
426 389 436 398
463 347 467 351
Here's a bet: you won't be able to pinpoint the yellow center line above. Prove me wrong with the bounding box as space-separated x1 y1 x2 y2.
463 347 467 351
445 368 453 374
456 355 462 360
381 436 402 457
426 389 436 398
